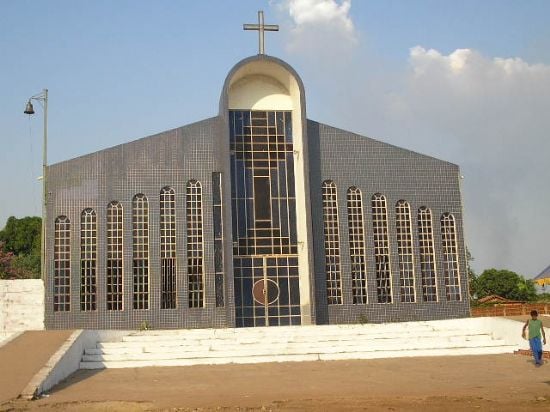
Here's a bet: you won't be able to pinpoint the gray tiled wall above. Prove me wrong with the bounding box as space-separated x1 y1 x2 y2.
44 115 470 330
45 117 232 329
308 120 470 324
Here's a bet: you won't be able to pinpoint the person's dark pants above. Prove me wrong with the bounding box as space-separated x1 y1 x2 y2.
529 336 543 365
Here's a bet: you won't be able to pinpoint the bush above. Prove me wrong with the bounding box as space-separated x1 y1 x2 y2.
475 268 537 302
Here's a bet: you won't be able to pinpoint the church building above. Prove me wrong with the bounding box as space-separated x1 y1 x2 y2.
45 13 470 330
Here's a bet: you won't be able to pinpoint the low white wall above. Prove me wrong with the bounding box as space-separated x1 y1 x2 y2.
0 279 44 332
23 329 131 398
423 317 546 351
477 317 549 350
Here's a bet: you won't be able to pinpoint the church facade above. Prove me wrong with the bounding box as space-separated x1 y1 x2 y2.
45 53 470 330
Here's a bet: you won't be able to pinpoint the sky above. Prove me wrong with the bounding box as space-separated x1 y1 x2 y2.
1 0 549 278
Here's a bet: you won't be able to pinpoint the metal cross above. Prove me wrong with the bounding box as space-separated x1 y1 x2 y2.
243 10 279 55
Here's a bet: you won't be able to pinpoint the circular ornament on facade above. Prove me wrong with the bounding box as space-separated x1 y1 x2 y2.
252 279 280 305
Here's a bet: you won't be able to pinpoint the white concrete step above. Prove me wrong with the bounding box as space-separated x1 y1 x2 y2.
98 330 492 350
79 320 517 370
82 338 509 362
87 336 505 359
88 333 497 356
80 344 517 370
118 325 440 342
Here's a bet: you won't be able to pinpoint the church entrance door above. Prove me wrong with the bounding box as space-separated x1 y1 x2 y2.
234 254 301 327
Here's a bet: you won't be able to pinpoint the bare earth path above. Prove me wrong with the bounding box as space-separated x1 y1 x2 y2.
2 353 550 411
0 330 73 404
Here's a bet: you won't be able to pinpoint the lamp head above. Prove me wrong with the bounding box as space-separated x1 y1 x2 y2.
24 100 35 115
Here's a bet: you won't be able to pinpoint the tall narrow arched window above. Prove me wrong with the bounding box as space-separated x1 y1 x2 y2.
80 208 97 311
418 207 437 302
160 186 177 309
54 216 71 312
347 187 367 304
441 213 461 301
212 172 225 307
322 180 342 304
396 200 416 303
132 194 149 310
187 180 204 308
106 201 123 311
372 194 392 303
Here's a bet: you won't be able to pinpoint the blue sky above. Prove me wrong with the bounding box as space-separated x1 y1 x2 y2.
1 0 549 277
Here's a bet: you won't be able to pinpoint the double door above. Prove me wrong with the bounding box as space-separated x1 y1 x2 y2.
234 255 301 327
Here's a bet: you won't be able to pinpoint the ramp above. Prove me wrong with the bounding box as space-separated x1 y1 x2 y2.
0 330 73 403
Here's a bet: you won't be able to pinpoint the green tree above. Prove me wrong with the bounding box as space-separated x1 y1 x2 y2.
466 247 477 299
534 293 550 302
0 242 30 279
475 268 537 302
0 216 41 255
0 216 41 277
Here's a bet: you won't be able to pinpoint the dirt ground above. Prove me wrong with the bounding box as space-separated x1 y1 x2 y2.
2 353 550 411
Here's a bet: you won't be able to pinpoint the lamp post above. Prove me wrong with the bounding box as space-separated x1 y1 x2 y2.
24 89 48 281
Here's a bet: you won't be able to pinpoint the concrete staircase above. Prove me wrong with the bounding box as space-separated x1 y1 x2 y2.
80 320 517 369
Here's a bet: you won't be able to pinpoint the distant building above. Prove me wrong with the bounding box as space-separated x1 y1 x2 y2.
477 295 524 305
534 264 550 288
44 16 469 329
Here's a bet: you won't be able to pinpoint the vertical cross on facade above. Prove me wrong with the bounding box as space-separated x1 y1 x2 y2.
243 10 279 55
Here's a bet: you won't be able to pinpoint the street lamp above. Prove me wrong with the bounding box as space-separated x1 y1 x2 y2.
24 89 48 281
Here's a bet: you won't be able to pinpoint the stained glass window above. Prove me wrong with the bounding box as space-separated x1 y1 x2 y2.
347 187 367 304
106 201 123 310
418 207 438 302
441 213 461 301
212 173 225 307
396 200 416 303
322 180 342 305
132 194 149 310
372 194 392 303
160 187 176 309
54 216 71 312
187 180 204 308
80 208 97 311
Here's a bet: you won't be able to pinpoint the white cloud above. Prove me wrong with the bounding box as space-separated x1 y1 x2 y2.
409 46 550 79
394 47 550 276
296 45 550 276
277 0 357 56
287 0 354 32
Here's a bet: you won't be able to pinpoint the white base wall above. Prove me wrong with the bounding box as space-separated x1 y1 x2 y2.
422 317 546 350
0 279 45 334
78 317 530 370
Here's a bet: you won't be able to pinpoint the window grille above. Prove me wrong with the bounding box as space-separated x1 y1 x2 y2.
80 208 97 311
372 194 392 303
396 200 416 303
229 110 301 326
441 213 461 301
187 180 204 308
212 173 225 307
160 187 177 309
132 194 149 310
418 207 438 302
106 201 123 310
54 216 71 312
347 187 367 304
322 180 342 304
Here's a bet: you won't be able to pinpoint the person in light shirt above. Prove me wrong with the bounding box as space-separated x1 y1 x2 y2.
522 310 547 367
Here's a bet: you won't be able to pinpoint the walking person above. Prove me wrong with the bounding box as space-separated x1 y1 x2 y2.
522 310 547 366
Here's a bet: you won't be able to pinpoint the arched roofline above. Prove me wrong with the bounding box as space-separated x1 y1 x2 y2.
219 54 306 115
